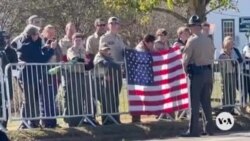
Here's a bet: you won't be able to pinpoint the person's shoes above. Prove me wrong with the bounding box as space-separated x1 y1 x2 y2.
56 124 62 128
83 119 100 126
230 111 238 116
180 132 200 137
91 119 100 126
20 123 28 129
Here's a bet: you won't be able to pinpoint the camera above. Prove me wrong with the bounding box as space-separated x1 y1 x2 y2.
47 40 52 45
0 31 9 50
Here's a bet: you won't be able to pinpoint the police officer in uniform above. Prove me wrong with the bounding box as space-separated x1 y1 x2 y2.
181 15 215 137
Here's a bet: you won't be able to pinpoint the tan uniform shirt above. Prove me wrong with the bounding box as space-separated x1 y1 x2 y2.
99 32 126 63
67 46 86 73
135 41 149 52
67 47 86 60
86 33 100 55
93 52 108 78
59 36 73 55
154 40 166 51
183 33 215 73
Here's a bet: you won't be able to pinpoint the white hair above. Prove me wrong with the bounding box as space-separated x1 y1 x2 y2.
22 24 40 36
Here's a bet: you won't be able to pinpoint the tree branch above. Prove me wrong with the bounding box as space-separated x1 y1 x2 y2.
152 7 187 22
205 0 211 6
205 3 224 15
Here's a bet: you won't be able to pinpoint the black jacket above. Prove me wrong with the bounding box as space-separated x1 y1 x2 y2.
5 45 18 64
16 36 54 81
233 47 243 63
17 37 54 63
71 56 94 71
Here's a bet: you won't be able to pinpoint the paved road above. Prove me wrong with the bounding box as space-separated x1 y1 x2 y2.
145 132 250 141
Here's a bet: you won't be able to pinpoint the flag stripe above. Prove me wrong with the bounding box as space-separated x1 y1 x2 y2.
130 104 189 115
130 98 189 111
154 73 186 85
128 77 187 91
129 94 188 106
129 83 188 96
153 54 182 66
128 88 188 101
153 59 183 73
154 69 184 82
153 64 183 76
151 47 180 56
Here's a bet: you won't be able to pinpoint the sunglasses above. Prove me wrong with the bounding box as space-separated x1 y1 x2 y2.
97 24 106 27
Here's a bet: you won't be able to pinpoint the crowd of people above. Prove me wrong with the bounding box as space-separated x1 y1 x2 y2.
0 14 249 138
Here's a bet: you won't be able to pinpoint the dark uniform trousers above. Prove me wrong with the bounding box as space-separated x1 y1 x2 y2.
189 68 213 135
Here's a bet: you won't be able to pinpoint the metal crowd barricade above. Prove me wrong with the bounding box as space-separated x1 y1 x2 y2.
4 63 96 128
4 59 249 129
91 63 129 124
241 59 250 107
0 67 7 131
212 59 243 113
163 59 246 121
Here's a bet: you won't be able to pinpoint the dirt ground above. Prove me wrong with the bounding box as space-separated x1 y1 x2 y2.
7 115 250 141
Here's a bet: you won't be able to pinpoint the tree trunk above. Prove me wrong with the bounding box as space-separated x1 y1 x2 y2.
188 0 207 22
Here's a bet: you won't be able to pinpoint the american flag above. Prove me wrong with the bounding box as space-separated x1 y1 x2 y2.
125 47 189 115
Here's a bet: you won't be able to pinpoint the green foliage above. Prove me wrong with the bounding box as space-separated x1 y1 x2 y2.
0 0 112 36
102 0 236 21
209 0 238 12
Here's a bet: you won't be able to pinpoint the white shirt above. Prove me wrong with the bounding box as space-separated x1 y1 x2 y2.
243 44 250 58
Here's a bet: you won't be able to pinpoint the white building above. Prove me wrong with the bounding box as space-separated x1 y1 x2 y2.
207 0 250 58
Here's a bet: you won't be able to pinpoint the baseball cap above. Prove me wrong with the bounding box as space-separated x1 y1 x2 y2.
108 17 120 24
94 18 106 26
99 43 110 51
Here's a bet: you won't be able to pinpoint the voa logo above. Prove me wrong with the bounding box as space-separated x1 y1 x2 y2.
216 112 234 131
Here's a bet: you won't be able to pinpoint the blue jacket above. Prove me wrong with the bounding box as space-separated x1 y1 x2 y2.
17 37 54 63
17 36 54 82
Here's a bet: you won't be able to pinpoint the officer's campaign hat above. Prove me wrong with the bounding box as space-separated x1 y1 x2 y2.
188 15 201 27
